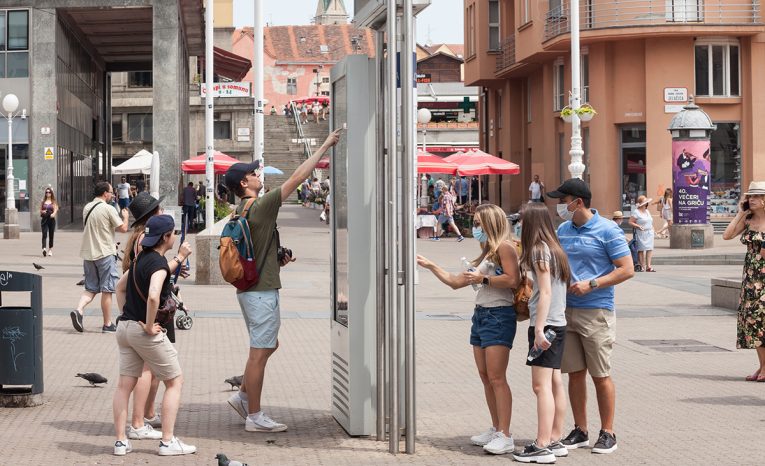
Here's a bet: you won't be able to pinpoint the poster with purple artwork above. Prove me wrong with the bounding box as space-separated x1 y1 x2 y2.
672 139 710 225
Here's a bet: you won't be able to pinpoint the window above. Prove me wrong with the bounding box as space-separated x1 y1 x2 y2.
553 58 565 111
522 0 531 24
466 4 476 57
666 0 701 22
127 114 153 142
581 51 589 103
526 77 532 123
0 10 29 78
128 71 152 88
322 77 330 83
321 91 330 96
695 41 739 97
112 115 123 142
549 0 563 18
495 89 503 129
287 77 297 95
213 121 231 140
488 0 500 52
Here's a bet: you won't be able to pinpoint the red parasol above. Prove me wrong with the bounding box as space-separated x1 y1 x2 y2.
316 157 330 169
181 151 241 174
417 149 458 174
445 149 520 176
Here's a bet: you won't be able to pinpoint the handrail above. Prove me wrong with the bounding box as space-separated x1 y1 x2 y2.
289 101 318 179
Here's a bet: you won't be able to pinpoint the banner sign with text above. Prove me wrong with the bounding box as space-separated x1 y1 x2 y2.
672 139 710 225
200 82 251 97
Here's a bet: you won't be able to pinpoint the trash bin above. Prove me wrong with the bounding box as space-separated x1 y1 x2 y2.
0 271 43 407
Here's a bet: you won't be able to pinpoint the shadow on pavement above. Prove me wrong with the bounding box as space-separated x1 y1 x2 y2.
47 420 113 437
417 434 535 457
681 395 764 406
651 372 745 382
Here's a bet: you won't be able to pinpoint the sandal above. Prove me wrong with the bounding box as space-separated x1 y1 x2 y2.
745 371 760 382
645 267 657 272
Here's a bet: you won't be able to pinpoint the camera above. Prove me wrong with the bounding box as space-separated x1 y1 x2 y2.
277 246 293 262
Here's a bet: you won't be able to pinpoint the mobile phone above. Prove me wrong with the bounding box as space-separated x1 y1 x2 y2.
742 200 750 211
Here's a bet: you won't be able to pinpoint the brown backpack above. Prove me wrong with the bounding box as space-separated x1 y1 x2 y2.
218 198 275 290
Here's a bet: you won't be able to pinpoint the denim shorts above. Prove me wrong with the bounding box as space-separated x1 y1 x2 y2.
237 289 280 349
470 305 517 349
83 256 119 294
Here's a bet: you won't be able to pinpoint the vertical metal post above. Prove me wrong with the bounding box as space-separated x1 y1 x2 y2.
6 115 13 209
568 0 585 179
375 29 387 443
402 0 416 454
386 0 399 455
204 1 214 229
253 0 265 179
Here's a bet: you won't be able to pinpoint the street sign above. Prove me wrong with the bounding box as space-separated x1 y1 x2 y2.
200 82 251 97
416 73 432 83
664 87 688 102
43 147 54 160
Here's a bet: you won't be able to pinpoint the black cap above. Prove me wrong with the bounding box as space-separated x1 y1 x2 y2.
225 160 260 194
546 178 592 200
128 192 165 227
141 215 175 248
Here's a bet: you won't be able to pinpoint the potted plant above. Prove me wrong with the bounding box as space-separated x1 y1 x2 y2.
559 106 574 123
576 104 597 121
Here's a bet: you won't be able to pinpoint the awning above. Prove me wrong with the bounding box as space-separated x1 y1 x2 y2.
426 145 479 153
212 47 252 81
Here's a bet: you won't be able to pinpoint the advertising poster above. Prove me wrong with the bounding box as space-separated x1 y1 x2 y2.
672 139 710 224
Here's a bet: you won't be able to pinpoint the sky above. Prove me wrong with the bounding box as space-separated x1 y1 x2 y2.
232 0 464 45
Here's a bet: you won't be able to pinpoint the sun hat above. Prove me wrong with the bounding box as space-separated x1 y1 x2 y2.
744 181 765 195
128 192 164 227
140 215 175 248
612 210 624 219
637 197 653 208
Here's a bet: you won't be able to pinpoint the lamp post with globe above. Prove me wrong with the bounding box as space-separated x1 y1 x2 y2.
417 107 432 207
2 93 26 239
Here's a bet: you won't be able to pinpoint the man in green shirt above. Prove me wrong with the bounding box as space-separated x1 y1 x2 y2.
226 129 341 433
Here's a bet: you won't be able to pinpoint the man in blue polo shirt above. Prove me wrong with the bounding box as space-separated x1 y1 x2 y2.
546 178 634 455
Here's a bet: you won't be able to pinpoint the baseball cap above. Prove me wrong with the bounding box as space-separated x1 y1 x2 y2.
546 178 592 200
225 161 261 193
141 214 175 248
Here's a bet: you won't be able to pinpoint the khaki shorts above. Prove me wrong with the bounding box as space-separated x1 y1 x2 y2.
116 320 182 381
560 307 615 378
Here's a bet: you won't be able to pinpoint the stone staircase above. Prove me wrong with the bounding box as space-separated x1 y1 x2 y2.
264 116 329 201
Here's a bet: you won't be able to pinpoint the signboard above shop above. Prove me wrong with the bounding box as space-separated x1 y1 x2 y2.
200 82 251 98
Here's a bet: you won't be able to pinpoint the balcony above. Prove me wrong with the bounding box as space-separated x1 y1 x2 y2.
544 0 762 41
495 35 517 73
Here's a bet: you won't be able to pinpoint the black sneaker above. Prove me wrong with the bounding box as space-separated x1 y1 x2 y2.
102 323 117 333
561 425 589 449
512 442 556 464
548 440 568 457
592 429 617 454
70 310 84 333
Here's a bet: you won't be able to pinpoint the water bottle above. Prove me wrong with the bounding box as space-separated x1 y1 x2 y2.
461 256 482 291
527 329 558 362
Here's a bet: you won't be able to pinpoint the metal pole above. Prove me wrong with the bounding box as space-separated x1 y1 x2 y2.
386 0 399 454
204 0 215 229
402 0 416 454
568 0 585 179
375 28 387 443
6 115 14 209
253 0 265 179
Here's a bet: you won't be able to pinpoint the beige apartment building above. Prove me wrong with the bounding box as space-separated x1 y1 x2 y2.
464 0 765 222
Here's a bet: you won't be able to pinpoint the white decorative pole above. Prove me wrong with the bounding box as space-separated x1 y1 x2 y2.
253 0 265 187
568 0 585 179
204 0 215 229
3 94 19 211
417 108 431 207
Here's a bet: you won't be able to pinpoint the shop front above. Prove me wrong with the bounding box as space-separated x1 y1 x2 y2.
707 122 740 221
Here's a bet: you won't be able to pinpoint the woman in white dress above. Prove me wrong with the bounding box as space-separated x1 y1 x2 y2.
629 195 656 272
654 188 673 238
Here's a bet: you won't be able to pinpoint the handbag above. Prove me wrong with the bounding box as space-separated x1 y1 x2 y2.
514 271 532 322
131 253 177 325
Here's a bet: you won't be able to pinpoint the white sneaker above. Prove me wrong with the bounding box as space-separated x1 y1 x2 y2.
113 439 132 456
144 414 162 428
470 426 497 446
158 436 197 456
483 431 515 455
227 393 248 420
127 424 162 440
245 412 288 432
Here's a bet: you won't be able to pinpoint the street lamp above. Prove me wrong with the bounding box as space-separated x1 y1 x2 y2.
2 93 25 239
567 0 586 179
417 107 432 207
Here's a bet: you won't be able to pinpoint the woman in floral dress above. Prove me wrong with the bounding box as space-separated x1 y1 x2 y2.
723 181 765 382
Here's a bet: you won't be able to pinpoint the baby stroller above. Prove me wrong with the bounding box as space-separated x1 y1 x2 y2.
170 283 193 330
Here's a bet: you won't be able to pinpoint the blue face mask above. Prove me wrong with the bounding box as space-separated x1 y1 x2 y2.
472 226 488 243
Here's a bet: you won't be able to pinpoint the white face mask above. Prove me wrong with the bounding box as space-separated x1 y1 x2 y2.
556 200 576 221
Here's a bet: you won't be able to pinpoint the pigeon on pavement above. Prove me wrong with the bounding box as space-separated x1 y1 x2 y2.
225 375 243 390
32 263 45 270
76 373 108 387
215 453 247 466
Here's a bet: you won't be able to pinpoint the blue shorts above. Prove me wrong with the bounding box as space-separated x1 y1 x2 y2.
237 289 281 349
83 256 119 294
118 198 130 210
470 305 517 349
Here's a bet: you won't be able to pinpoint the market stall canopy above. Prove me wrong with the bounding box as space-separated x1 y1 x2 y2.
112 149 154 175
213 47 252 81
417 150 458 174
291 96 330 106
445 149 520 176
316 157 330 169
181 151 240 174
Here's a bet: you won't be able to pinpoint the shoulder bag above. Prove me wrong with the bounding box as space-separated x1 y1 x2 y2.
131 253 177 325
514 270 532 322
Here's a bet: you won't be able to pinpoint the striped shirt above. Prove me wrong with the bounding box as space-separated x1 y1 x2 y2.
557 209 630 311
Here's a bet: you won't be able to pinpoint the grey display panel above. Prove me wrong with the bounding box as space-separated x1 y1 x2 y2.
332 76 349 327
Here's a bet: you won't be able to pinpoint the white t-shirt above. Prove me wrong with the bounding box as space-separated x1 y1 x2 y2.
529 181 543 200
527 243 567 327
117 182 131 199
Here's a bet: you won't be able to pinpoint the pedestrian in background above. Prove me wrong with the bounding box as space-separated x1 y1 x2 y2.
181 182 197 231
513 202 570 463
529 174 545 203
655 188 673 238
628 195 656 272
546 178 634 455
40 187 59 257
417 204 521 455
117 176 131 210
71 182 129 333
722 180 765 382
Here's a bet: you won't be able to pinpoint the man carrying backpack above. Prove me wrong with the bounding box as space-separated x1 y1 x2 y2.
226 129 342 432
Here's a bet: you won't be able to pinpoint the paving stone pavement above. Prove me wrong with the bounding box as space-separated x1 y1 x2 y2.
0 205 763 465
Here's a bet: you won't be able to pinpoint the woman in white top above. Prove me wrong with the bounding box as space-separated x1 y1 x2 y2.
629 195 656 272
654 188 673 238
512 202 571 463
417 204 521 455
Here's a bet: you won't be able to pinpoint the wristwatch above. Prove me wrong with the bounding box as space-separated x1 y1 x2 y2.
589 278 599 289
482 276 490 286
